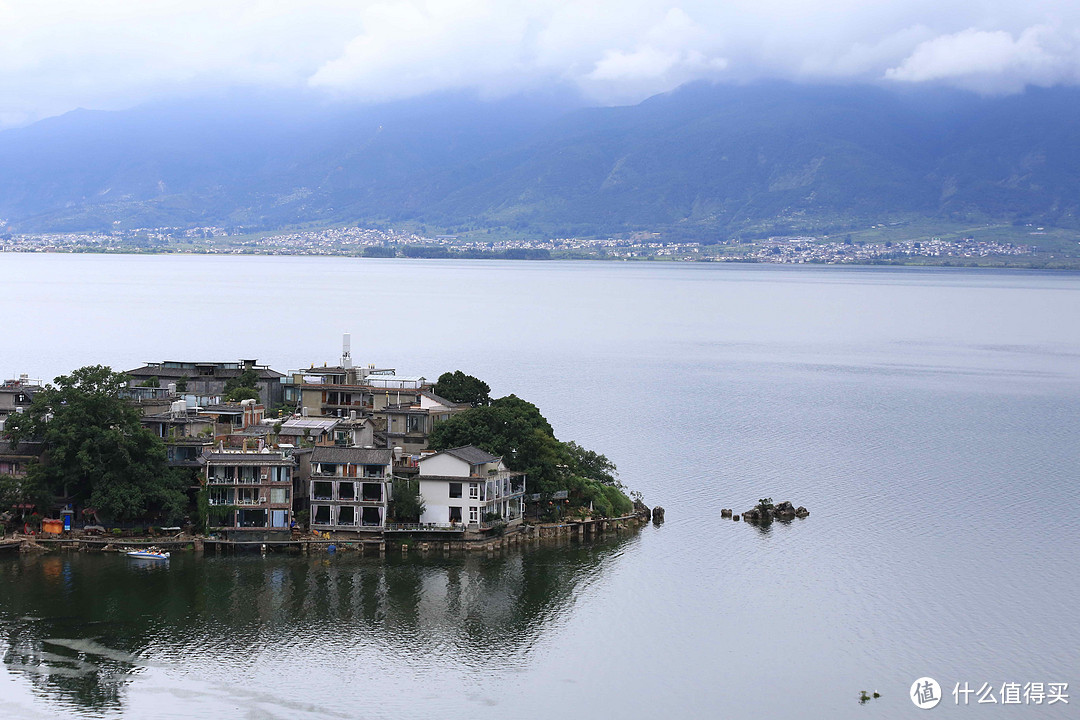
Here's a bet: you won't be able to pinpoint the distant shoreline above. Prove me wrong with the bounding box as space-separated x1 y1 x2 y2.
2 247 1079 271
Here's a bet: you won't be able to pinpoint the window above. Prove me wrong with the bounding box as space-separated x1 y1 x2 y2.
209 488 233 505
238 509 268 528
312 481 333 500
406 414 425 434
362 483 382 502
337 506 357 526
449 483 462 498
469 506 478 523
313 505 331 525
449 506 462 523
338 481 356 500
269 488 287 504
362 506 383 526
469 483 479 499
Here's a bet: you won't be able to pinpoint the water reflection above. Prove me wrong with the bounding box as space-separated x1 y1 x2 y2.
0 538 630 715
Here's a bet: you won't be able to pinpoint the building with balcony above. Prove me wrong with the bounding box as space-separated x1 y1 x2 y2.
0 375 42 431
379 390 467 453
0 441 43 479
125 359 285 409
416 446 525 527
307 446 393 531
204 449 295 538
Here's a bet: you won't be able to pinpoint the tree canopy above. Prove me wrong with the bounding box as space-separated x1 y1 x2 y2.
427 392 631 517
223 368 261 403
4 365 189 523
433 370 491 407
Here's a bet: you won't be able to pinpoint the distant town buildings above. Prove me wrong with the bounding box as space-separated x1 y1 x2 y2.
0 223 1047 265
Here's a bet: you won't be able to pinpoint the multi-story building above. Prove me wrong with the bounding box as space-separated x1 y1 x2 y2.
380 390 467 454
0 441 43 478
204 449 295 538
0 375 42 431
416 446 526 527
307 446 393 531
125 359 285 409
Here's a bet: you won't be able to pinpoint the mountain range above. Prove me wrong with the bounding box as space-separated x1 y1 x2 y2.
2 82 1080 238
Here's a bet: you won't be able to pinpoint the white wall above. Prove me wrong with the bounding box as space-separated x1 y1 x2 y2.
418 453 471 478
418 477 485 525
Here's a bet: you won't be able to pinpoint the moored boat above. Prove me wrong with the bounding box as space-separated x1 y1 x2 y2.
126 549 170 560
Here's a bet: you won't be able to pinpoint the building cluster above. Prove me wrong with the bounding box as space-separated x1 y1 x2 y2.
745 236 1036 263
0 336 526 540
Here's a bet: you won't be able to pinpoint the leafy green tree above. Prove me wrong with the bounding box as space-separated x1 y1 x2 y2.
433 370 491 406
223 368 260 402
391 477 425 522
5 365 189 523
175 375 188 392
224 386 260 403
138 375 160 388
0 472 51 523
429 393 632 516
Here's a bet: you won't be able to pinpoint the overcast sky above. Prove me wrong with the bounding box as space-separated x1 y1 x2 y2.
2 0 1080 126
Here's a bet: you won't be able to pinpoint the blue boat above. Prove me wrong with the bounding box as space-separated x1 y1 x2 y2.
126 549 170 560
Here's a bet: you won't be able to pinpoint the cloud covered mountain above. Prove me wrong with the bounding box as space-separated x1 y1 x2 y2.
2 82 1080 237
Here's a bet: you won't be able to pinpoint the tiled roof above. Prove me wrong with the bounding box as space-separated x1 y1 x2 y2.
431 445 499 465
311 446 393 466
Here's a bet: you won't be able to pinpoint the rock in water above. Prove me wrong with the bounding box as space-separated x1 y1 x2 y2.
651 506 665 523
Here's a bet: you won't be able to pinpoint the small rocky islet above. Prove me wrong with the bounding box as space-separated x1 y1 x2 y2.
720 499 809 523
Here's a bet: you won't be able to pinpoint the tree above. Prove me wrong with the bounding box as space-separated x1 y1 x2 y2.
138 375 160 388
391 477 425 522
5 365 189 524
223 368 260 402
433 371 491 407
428 393 632 517
175 375 189 392
224 386 260 403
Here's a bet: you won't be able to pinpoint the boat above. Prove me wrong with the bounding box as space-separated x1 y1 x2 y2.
126 549 170 560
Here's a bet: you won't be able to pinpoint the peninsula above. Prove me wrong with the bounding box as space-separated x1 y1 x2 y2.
1 339 647 550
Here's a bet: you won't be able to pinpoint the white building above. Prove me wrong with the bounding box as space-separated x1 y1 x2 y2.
417 446 525 527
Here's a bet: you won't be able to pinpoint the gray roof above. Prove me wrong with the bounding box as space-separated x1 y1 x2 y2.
311 446 393 466
419 390 464 407
0 441 44 456
437 446 499 465
204 452 295 466
200 404 246 414
280 418 339 433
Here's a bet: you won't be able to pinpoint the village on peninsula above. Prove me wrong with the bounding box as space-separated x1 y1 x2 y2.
0 336 657 555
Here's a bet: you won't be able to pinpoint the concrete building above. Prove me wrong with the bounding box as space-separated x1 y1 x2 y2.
0 441 44 478
417 446 525 527
204 449 296 539
0 375 42 431
380 390 467 454
125 359 285 409
307 446 393 531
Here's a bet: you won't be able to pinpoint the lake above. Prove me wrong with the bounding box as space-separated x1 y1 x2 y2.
1 254 1078 719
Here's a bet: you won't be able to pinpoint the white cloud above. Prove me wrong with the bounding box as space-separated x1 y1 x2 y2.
4 1 1080 125
885 25 1080 92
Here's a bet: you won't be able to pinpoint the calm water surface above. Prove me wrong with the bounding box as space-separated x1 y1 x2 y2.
1 255 1078 719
